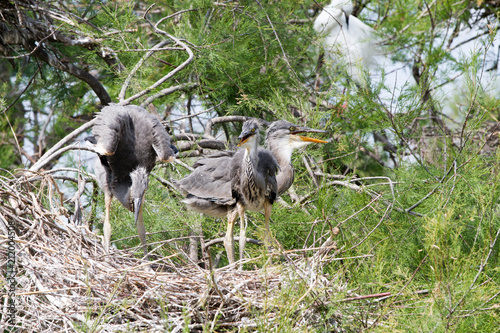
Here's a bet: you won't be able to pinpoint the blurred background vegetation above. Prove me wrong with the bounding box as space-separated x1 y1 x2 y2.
1 0 500 330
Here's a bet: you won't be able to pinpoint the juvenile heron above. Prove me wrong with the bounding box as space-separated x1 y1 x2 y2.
265 120 328 195
177 119 279 264
89 104 176 255
176 120 327 264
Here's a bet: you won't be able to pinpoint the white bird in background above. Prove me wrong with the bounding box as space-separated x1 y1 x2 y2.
314 0 378 84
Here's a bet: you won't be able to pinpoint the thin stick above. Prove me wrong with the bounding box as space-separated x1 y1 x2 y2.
28 120 96 172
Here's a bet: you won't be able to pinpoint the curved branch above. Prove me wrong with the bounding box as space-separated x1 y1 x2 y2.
118 40 170 102
140 82 198 108
204 116 269 138
117 10 195 106
203 237 263 249
28 119 96 173
33 47 111 105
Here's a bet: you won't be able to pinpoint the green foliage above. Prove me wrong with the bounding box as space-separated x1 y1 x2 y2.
4 0 500 330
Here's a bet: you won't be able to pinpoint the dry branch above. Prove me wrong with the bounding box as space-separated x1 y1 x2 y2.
28 120 96 173
203 116 269 139
115 8 195 106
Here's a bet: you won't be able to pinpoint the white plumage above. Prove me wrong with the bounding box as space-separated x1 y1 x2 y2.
314 0 377 84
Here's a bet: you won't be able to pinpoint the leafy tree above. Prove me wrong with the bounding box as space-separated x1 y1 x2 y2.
1 0 500 330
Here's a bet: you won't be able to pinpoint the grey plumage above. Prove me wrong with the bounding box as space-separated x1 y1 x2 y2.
265 120 328 194
176 119 279 265
90 104 176 255
176 119 327 265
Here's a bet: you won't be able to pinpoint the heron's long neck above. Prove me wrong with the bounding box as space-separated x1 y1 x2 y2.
267 139 295 195
241 137 260 202
243 136 260 172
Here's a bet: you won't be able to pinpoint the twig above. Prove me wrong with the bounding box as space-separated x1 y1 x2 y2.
335 289 429 303
446 223 500 320
349 203 392 251
140 82 198 107
28 119 96 173
117 6 195 106
405 159 456 213
204 116 268 138
335 194 382 229
203 236 263 249
170 99 225 122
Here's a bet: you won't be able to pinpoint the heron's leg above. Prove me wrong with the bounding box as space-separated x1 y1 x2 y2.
224 209 237 265
189 218 203 263
237 202 246 270
136 204 148 257
103 192 112 253
264 200 273 247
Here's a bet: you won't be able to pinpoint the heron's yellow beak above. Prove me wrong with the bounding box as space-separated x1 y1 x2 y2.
237 133 254 147
297 135 328 144
237 138 248 146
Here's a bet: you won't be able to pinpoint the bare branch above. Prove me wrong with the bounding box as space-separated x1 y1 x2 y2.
28 119 96 173
204 116 269 138
140 82 198 108
32 47 111 105
117 8 195 106
203 237 263 249
118 40 170 102
169 99 225 122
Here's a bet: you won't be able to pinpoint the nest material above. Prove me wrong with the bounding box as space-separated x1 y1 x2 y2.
0 173 340 332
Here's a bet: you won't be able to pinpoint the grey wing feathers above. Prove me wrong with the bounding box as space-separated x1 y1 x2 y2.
125 104 174 162
92 104 128 155
192 151 235 168
92 104 174 161
257 148 279 204
230 151 243 201
176 154 235 201
181 195 232 217
150 115 174 162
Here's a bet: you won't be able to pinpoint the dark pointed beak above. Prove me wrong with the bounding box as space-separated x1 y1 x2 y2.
133 197 143 225
343 11 350 26
291 126 329 143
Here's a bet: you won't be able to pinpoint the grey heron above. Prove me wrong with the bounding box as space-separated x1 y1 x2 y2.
89 104 176 255
177 119 279 264
265 120 328 195
176 119 327 265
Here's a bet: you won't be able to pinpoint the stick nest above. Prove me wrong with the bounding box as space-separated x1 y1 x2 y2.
0 173 340 332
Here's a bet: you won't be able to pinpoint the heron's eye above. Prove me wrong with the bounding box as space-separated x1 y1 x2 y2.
251 128 256 133
289 126 296 131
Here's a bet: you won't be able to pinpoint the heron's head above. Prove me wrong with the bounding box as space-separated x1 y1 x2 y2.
330 0 353 13
237 119 261 149
330 0 353 25
266 120 328 159
314 0 353 33
129 167 149 223
267 120 328 147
